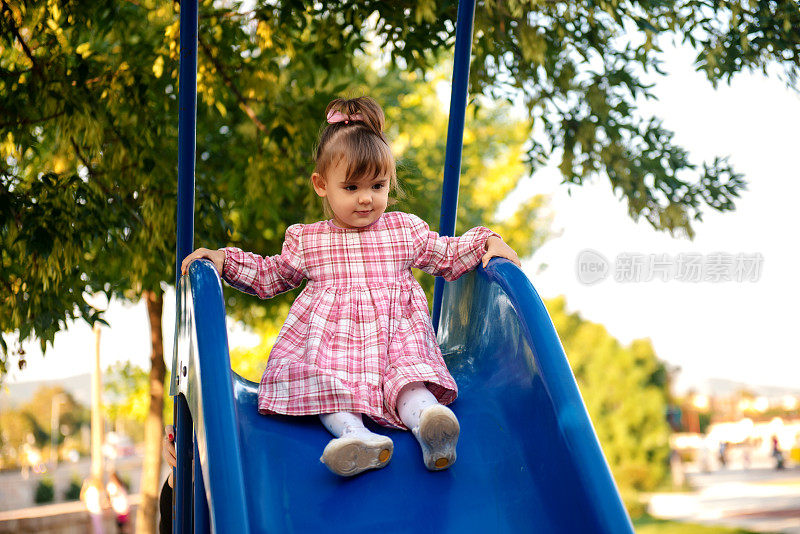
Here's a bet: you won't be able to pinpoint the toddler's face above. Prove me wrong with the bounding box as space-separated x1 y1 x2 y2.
313 158 390 229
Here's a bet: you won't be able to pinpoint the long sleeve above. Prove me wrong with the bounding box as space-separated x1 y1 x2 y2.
408 213 500 281
220 224 306 299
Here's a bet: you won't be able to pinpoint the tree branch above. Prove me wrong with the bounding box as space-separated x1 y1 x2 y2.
1 1 38 74
197 35 267 133
0 67 32 78
70 136 95 176
0 110 66 128
70 137 140 184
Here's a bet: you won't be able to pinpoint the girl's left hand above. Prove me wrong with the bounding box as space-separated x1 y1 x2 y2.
482 236 521 268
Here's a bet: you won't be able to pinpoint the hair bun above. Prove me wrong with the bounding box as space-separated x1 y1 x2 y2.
324 96 385 139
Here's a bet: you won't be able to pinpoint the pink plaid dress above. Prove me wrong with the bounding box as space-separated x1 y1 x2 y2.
221 211 498 429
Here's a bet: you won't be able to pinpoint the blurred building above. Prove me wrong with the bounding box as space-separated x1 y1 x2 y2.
671 378 800 468
679 378 799 425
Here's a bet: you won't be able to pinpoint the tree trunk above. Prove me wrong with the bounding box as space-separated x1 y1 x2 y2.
136 289 166 534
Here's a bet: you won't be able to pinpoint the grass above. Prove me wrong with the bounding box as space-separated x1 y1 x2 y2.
632 514 764 534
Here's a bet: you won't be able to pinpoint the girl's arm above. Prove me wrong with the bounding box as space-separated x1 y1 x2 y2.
220 225 305 299
181 225 305 299
408 214 519 281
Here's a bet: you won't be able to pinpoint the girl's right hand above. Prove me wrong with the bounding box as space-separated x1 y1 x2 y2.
163 425 177 488
181 248 225 275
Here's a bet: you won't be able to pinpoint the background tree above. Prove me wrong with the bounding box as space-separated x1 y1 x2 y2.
472 0 799 237
547 296 671 511
0 386 88 466
104 361 172 442
2 2 177 524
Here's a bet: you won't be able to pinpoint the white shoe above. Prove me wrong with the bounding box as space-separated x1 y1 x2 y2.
320 434 393 477
413 404 459 471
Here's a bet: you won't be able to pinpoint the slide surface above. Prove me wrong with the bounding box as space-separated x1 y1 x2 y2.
173 259 634 533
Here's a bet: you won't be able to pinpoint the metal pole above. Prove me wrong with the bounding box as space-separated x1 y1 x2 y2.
174 395 193 533
193 435 211 533
176 7 197 277
50 394 63 467
90 324 103 480
175 0 198 531
432 0 477 333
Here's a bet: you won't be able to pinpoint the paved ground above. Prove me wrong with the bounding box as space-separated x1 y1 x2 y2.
649 460 800 533
0 494 141 521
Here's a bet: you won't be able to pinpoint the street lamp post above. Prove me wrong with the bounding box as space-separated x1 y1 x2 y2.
50 393 66 467
91 323 104 480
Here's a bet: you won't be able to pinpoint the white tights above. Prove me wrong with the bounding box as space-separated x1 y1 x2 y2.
319 411 372 438
319 381 440 436
395 381 439 430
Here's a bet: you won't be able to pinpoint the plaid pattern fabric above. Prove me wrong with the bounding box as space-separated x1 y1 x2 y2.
221 211 498 429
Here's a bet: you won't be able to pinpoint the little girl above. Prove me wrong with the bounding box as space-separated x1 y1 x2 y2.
181 96 521 477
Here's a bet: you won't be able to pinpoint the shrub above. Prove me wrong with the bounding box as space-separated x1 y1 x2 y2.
34 476 55 504
63 475 82 501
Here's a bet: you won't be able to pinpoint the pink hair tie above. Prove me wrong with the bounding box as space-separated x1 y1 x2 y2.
327 109 363 125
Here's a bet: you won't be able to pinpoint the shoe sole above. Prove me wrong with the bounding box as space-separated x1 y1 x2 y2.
320 435 393 477
416 405 459 471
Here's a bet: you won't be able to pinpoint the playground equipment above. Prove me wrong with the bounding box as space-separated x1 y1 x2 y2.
171 1 634 532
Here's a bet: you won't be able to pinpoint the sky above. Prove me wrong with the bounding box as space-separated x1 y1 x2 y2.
4 41 799 394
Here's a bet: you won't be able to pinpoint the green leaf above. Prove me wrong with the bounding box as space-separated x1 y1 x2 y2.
30 227 54 258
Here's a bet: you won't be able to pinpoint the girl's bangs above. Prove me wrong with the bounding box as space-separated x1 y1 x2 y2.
342 131 396 184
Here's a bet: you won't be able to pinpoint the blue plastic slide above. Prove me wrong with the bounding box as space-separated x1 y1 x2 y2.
171 258 634 533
